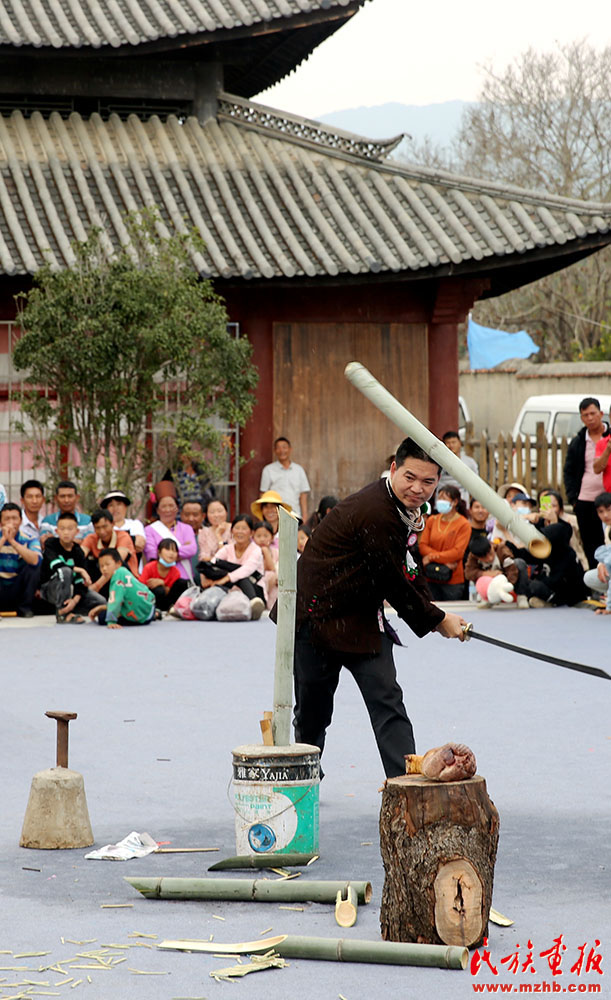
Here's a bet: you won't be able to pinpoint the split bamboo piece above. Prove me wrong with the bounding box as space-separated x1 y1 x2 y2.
335 887 358 928
259 713 273 746
125 877 372 905
158 934 467 970
272 507 298 746
209 853 318 871
154 848 219 854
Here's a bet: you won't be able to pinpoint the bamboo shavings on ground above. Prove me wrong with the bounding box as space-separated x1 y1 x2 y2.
489 907 514 926
209 950 287 982
13 952 51 959
128 969 169 975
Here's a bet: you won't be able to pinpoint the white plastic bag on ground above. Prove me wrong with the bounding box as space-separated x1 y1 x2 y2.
216 589 252 621
191 586 226 620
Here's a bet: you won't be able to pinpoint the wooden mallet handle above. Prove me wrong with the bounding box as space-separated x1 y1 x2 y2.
45 711 77 768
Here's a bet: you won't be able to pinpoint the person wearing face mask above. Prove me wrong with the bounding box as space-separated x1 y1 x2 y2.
505 495 587 607
418 485 472 600
139 539 190 610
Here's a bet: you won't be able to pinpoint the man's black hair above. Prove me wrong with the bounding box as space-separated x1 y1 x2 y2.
594 491 611 508
469 535 494 557
91 508 113 525
579 397 601 412
274 436 291 448
98 547 122 564
20 479 44 498
55 480 78 493
57 511 78 523
394 437 441 473
181 499 204 512
0 501 21 518
442 430 460 442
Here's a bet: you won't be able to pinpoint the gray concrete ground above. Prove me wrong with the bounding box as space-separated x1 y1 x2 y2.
1 605 609 999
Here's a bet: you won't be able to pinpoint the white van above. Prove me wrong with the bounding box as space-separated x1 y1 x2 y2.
512 393 611 442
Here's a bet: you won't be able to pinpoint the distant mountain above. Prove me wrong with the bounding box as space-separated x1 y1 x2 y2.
316 100 473 152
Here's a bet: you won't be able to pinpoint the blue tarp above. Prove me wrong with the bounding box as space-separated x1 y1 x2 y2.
467 316 539 369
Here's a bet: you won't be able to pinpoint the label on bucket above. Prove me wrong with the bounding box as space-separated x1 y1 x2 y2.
233 761 319 782
233 781 319 856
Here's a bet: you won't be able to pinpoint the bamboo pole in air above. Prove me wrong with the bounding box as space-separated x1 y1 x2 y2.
344 362 550 558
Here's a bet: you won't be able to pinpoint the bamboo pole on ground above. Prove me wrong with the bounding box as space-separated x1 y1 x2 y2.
272 506 298 747
158 934 468 970
344 362 550 558
125 876 372 904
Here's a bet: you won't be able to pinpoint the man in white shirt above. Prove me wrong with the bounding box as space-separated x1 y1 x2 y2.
436 431 478 504
20 479 45 541
260 437 310 521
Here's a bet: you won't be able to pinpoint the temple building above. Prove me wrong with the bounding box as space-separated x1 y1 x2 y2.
2 0 611 504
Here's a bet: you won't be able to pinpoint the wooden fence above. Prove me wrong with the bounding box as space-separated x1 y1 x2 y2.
463 421 569 500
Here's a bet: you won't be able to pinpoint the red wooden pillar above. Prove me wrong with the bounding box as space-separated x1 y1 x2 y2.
239 313 274 511
427 322 459 437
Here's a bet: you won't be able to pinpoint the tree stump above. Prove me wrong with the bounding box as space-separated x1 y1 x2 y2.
379 774 499 948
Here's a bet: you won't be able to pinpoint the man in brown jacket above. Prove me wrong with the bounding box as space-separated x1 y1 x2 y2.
294 438 468 778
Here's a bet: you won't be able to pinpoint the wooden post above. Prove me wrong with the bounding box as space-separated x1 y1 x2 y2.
272 506 298 747
536 421 547 493
479 431 488 484
379 774 499 948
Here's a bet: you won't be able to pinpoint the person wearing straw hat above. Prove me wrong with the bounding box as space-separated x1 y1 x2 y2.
99 490 146 554
251 491 293 550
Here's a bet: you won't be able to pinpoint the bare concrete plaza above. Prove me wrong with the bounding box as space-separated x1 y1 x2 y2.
1 606 609 1000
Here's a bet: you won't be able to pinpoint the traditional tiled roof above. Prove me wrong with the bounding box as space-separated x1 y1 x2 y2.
0 0 360 49
1 96 610 282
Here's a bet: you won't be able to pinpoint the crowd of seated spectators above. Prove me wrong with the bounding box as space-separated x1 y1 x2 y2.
0 475 325 627
2 425 610 627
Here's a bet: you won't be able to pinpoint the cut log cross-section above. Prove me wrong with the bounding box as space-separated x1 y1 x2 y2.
379 774 499 949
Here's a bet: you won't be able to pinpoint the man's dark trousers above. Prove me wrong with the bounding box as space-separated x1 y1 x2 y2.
575 499 605 569
0 562 40 614
293 624 415 778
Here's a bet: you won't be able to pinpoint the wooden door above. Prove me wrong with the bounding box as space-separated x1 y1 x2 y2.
273 322 428 505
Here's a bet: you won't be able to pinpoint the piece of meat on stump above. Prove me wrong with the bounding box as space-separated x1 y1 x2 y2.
405 742 476 782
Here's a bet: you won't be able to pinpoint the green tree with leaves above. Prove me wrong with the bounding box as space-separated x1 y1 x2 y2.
13 211 258 509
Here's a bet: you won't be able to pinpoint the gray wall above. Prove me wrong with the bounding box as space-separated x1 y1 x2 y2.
459 360 611 437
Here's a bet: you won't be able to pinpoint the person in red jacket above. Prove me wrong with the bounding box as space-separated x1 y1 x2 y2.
291 437 468 778
140 539 190 611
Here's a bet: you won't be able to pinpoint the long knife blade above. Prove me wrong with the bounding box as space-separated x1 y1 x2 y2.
465 626 610 681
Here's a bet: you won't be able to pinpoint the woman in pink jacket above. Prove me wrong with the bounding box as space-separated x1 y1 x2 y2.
198 514 265 619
